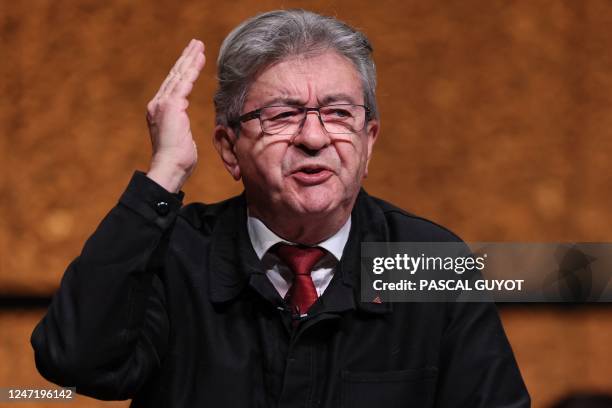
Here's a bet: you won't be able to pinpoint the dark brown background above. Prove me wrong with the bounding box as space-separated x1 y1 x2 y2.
1 1 611 407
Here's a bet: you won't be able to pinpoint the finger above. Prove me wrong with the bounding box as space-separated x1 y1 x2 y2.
165 45 205 98
160 40 204 98
177 51 205 87
155 69 180 100
169 52 205 98
159 72 182 99
174 40 203 77
170 80 194 101
171 39 198 75
157 45 194 97
153 39 197 99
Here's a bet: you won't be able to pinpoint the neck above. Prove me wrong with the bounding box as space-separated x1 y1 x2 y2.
248 202 353 246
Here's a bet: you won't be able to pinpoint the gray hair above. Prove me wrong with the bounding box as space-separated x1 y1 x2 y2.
214 9 378 128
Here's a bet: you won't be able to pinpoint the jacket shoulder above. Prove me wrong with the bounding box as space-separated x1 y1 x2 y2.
177 194 245 234
362 192 463 243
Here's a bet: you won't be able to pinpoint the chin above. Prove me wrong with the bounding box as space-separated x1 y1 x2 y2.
288 187 344 215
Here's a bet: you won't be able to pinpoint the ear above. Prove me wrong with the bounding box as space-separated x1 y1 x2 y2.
213 125 241 180
363 119 380 178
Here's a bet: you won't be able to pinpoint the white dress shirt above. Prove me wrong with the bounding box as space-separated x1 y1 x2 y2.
247 214 351 299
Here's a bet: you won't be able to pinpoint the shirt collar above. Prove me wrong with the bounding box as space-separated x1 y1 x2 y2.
247 212 351 261
205 190 392 314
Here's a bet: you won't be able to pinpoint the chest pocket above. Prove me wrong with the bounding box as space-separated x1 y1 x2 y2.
341 367 438 408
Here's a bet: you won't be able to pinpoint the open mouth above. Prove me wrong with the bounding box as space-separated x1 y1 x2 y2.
292 165 333 185
294 163 331 174
301 167 324 174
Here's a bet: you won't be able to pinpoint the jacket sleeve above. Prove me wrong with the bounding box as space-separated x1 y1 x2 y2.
31 171 182 400
434 301 531 407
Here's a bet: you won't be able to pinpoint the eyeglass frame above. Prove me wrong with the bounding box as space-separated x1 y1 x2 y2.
229 103 372 135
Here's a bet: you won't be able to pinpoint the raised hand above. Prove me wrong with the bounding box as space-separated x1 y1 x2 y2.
146 39 205 193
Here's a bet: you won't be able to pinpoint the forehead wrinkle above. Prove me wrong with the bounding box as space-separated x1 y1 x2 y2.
318 93 361 106
247 74 310 108
245 51 362 110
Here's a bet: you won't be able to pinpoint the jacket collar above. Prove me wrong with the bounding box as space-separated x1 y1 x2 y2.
207 190 392 314
206 193 258 303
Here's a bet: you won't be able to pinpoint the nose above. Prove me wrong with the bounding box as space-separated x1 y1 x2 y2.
291 110 331 153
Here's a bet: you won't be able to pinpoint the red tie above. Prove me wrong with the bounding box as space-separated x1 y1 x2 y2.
274 244 326 316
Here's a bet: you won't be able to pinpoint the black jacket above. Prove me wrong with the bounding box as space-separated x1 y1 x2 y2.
31 171 530 407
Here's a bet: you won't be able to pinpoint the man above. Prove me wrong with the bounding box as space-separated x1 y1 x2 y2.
31 9 530 407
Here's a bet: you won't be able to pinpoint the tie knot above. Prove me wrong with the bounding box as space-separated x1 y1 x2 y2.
273 244 326 276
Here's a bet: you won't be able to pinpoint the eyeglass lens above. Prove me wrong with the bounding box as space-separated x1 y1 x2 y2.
259 105 366 135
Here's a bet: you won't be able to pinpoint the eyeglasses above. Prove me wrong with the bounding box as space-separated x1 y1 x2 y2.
232 104 371 136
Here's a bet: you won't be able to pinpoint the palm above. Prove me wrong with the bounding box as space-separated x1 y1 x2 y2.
151 107 195 162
